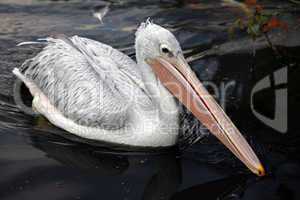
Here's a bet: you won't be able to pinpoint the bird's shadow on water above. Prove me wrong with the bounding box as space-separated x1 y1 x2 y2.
8 125 256 200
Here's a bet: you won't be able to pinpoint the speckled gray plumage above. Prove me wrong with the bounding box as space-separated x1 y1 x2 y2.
21 35 149 129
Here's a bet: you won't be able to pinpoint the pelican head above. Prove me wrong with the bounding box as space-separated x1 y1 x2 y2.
135 20 265 176
135 20 182 63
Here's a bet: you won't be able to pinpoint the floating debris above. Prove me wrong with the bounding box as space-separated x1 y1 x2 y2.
93 3 110 24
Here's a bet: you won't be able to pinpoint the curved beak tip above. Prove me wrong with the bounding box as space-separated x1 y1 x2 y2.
257 165 266 176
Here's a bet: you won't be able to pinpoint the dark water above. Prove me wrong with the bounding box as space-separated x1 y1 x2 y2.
0 0 300 199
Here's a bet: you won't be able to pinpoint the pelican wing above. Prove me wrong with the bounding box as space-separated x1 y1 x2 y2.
21 35 145 129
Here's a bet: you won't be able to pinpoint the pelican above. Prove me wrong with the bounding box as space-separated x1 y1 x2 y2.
13 20 265 176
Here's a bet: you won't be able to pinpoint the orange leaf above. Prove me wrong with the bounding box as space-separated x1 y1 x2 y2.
263 17 288 32
267 17 281 28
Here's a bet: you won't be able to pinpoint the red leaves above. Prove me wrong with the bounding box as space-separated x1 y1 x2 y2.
229 0 289 40
263 17 288 32
244 0 288 33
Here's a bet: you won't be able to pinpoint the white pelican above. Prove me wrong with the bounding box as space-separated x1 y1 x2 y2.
13 20 265 176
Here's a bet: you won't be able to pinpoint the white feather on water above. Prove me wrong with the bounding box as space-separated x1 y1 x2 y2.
93 4 110 24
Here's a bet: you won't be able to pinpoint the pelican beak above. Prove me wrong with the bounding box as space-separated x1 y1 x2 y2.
145 54 265 176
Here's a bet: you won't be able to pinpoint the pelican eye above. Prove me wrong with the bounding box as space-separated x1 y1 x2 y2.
161 47 170 53
160 44 173 57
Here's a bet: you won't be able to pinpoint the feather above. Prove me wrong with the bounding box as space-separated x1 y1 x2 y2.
15 35 149 129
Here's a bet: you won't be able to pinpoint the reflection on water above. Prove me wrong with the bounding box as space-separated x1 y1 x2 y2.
0 0 300 199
